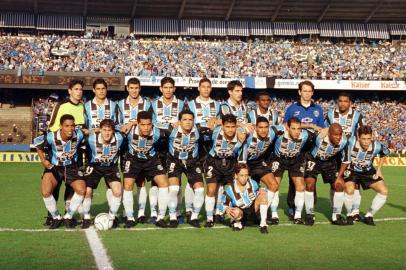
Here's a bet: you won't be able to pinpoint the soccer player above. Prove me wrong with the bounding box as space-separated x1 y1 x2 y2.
122 111 169 228
248 91 278 125
304 123 348 225
204 114 246 227
165 110 211 228
220 80 250 127
326 92 365 221
81 119 125 229
338 126 389 226
283 80 324 219
219 163 269 234
239 116 278 224
186 78 220 221
116 77 151 223
44 79 85 226
34 114 86 229
270 117 312 224
150 77 184 223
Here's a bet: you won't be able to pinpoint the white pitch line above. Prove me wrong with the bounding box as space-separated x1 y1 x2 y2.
1 217 406 232
84 227 114 270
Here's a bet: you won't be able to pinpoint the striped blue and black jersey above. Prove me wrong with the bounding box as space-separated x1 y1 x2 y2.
187 97 220 127
310 134 348 161
325 108 364 138
240 127 277 162
33 129 85 166
126 126 161 160
151 96 184 130
220 98 249 125
342 137 389 173
248 108 278 125
208 126 244 159
219 179 259 211
116 96 151 128
86 131 124 166
273 124 310 158
84 98 118 129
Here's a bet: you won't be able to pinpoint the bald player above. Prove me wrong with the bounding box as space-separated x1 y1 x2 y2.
304 123 348 225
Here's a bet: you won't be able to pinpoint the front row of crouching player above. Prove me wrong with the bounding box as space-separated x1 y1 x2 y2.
34 112 389 232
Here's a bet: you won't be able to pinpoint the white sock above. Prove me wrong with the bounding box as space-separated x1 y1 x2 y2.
106 189 113 208
176 188 183 216
332 192 344 221
215 185 224 215
260 204 268 227
205 196 216 221
294 191 305 219
43 195 61 218
271 191 279 218
185 183 194 213
65 192 84 218
149 186 158 217
365 193 387 217
304 191 315 215
329 188 335 207
168 185 180 220
344 193 354 216
109 195 122 217
267 190 275 207
82 197 92 219
351 189 361 215
157 187 169 220
123 190 134 219
64 200 71 212
137 186 147 218
191 187 204 220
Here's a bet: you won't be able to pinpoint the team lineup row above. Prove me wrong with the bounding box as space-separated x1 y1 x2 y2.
35 77 389 233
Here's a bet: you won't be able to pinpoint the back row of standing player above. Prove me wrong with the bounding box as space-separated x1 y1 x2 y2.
36 77 389 232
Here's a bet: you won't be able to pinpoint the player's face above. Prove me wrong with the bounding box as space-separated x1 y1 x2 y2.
228 86 243 103
288 122 301 140
257 95 270 110
358 133 373 150
256 122 269 139
160 83 175 99
127 83 140 99
338 96 351 113
137 118 153 136
198 81 212 99
100 126 113 143
68 84 83 103
299 85 313 102
329 129 343 145
60 119 75 138
235 168 249 186
179 113 194 132
93 83 107 100
223 122 237 138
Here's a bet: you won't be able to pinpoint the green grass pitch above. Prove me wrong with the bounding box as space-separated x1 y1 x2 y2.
0 163 405 270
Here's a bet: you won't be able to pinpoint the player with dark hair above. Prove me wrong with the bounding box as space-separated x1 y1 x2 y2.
220 80 251 128
338 126 389 226
248 91 278 125
219 163 269 234
33 114 86 229
80 119 125 229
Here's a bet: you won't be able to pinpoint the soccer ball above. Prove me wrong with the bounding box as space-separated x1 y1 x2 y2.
94 213 113 231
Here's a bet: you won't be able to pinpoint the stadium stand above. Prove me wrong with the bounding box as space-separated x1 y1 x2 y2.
0 106 32 144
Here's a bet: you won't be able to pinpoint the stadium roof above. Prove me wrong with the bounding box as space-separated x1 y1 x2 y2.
0 0 405 23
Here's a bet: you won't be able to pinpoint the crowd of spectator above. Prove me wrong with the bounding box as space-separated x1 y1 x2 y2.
1 33 406 80
32 96 57 137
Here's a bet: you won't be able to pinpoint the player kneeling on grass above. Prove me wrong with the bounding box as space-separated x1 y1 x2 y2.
337 125 389 226
34 114 86 229
81 119 125 229
220 163 269 234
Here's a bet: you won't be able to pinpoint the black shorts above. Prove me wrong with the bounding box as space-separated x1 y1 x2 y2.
270 155 305 178
247 159 273 182
167 155 203 186
343 169 383 190
122 154 166 181
304 155 338 184
204 156 236 185
241 203 260 225
43 164 84 185
84 164 121 189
